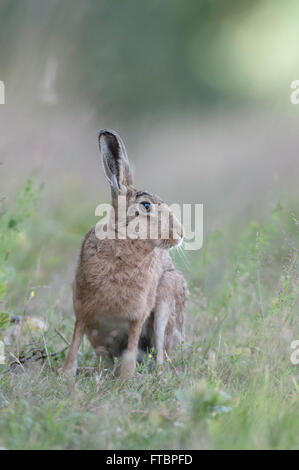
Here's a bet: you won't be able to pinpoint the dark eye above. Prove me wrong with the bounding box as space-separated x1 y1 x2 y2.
141 201 151 212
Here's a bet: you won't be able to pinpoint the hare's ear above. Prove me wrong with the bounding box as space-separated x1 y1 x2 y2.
98 129 133 197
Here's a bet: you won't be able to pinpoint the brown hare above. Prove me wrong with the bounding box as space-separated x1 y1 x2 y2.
62 129 188 379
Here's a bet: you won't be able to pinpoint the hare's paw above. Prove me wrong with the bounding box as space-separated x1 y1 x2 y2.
59 364 77 382
120 350 136 380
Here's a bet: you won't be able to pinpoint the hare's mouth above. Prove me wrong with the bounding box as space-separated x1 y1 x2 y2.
170 236 184 249
158 236 183 250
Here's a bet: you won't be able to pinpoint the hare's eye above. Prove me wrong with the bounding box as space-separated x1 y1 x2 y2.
140 201 151 212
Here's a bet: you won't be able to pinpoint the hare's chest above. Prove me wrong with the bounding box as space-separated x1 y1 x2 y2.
93 261 149 316
98 279 149 321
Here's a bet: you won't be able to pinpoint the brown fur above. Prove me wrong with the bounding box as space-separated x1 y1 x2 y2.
62 130 189 379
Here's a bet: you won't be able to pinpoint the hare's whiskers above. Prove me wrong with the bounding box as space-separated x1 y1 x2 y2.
177 243 190 271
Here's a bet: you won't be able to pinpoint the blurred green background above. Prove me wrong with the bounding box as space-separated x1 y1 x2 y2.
0 0 298 227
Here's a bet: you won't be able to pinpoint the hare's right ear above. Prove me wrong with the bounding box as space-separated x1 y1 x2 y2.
98 129 133 198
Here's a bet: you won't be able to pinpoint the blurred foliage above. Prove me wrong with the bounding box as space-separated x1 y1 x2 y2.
0 180 42 307
0 0 297 118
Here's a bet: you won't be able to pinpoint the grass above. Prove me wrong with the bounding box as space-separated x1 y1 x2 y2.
0 183 298 450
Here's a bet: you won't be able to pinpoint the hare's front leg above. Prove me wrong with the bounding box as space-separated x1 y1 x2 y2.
62 320 85 376
120 318 144 380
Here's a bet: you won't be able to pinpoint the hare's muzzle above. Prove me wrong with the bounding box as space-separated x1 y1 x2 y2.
168 212 184 248
155 205 184 248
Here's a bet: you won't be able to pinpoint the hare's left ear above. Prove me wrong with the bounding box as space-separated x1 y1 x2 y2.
98 129 133 197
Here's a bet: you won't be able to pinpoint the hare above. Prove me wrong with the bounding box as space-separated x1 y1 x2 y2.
62 129 188 379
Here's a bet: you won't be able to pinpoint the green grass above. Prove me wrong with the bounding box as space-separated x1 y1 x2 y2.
0 185 298 449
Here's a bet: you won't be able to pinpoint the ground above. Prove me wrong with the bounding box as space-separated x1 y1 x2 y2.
0 184 298 450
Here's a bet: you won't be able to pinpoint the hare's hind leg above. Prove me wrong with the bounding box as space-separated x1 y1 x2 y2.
154 300 171 366
62 319 85 376
153 271 188 366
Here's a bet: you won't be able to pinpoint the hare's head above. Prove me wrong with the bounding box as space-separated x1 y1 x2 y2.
98 129 184 249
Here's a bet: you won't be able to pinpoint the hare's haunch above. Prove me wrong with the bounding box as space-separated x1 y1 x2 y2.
62 130 188 379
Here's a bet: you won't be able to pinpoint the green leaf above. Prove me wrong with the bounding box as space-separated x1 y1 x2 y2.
0 312 10 330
